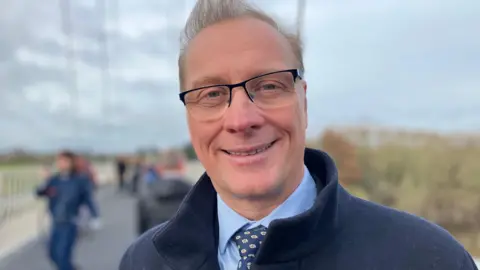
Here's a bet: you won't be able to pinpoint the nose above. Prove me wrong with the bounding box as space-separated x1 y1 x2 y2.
223 87 264 134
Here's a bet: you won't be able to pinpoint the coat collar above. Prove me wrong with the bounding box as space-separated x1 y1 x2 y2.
152 148 351 269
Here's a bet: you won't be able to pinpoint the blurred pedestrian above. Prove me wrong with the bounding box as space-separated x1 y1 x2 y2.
35 150 99 270
75 156 98 190
74 155 102 233
130 154 145 195
142 162 162 185
116 156 127 192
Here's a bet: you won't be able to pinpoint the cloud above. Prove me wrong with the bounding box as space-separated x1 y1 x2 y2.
1 0 479 152
301 0 480 136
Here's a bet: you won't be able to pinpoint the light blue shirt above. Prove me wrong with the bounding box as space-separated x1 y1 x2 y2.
217 165 317 270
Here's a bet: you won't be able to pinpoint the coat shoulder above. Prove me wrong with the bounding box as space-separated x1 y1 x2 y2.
346 196 476 268
119 222 171 270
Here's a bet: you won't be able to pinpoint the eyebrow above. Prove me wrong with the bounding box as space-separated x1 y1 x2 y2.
246 68 284 79
190 66 290 89
191 76 228 89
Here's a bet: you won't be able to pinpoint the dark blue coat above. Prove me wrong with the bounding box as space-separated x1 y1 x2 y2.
119 148 478 270
36 172 98 223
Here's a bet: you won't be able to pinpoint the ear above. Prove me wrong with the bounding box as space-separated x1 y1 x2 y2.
302 80 308 129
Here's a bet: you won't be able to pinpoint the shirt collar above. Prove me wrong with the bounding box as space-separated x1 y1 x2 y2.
216 165 316 254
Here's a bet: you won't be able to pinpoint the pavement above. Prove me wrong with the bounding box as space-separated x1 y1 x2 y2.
0 186 137 270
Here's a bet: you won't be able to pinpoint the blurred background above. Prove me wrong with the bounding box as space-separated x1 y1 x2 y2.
0 0 479 269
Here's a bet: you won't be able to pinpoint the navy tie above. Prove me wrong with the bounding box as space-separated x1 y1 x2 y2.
232 225 267 270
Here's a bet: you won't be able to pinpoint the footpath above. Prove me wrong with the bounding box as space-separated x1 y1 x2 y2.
0 199 48 261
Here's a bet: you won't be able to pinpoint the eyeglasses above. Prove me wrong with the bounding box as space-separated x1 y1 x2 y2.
179 69 302 121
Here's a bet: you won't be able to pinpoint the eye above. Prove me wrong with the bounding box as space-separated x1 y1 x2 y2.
261 83 280 90
200 87 228 99
253 81 286 92
206 90 222 98
186 86 230 108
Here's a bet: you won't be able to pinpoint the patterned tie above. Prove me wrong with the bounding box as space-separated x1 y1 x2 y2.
232 225 267 270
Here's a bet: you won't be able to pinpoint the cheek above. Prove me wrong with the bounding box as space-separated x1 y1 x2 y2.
187 118 219 159
265 102 307 134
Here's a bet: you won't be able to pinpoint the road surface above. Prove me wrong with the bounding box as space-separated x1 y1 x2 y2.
0 186 137 270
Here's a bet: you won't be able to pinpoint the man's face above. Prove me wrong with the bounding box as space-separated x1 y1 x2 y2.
183 17 308 201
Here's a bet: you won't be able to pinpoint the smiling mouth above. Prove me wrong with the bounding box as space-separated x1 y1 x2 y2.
222 140 277 156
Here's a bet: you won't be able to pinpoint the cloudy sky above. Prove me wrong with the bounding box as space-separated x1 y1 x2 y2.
0 0 479 153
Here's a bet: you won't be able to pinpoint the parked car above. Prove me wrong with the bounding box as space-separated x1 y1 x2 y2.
136 151 192 235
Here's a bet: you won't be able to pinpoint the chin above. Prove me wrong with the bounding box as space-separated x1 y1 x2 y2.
225 167 284 199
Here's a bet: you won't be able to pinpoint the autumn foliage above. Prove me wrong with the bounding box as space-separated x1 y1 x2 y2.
310 126 480 255
318 129 361 185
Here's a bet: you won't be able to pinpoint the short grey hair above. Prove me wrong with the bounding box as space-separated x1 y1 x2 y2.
178 0 305 90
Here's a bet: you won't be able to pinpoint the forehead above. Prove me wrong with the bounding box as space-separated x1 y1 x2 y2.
183 17 297 88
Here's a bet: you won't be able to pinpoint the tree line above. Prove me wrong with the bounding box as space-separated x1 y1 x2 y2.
308 126 480 256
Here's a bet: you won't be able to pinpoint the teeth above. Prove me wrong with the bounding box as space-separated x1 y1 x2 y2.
228 142 273 156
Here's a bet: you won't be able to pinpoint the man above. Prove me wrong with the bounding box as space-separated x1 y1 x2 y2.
36 151 99 270
116 156 127 191
119 0 478 269
74 155 102 232
130 154 145 194
75 156 97 189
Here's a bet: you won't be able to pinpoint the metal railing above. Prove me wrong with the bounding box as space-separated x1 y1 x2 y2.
0 167 44 230
0 163 116 231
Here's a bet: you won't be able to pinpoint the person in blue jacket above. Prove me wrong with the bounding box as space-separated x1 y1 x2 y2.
36 150 98 270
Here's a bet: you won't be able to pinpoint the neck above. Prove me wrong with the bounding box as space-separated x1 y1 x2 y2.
219 165 305 221
228 196 288 221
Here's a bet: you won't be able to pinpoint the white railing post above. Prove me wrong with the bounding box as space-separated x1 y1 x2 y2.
0 172 4 196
